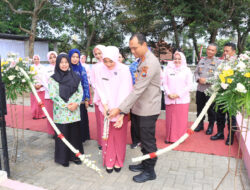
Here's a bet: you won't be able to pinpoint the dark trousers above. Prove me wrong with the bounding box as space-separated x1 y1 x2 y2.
80 104 90 142
196 91 216 124
132 113 159 171
216 107 237 134
130 113 140 144
161 91 165 110
226 113 237 127
55 121 84 165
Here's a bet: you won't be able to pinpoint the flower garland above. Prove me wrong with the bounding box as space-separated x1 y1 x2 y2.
132 93 217 162
18 67 103 177
132 51 249 162
102 116 110 140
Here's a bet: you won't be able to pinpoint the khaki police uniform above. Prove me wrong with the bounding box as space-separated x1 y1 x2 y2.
119 50 161 172
194 57 220 129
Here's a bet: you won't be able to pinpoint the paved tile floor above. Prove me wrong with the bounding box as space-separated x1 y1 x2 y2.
1 127 249 190
1 96 250 190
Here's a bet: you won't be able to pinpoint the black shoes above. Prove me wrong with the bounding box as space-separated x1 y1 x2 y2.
164 140 173 144
106 167 121 173
225 133 235 145
129 163 144 172
194 123 204 132
210 133 224 140
130 142 141 149
114 167 121 173
133 170 156 183
62 163 69 167
72 159 82 165
106 168 113 174
206 123 214 135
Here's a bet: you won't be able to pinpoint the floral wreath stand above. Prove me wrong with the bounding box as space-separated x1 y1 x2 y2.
215 113 249 190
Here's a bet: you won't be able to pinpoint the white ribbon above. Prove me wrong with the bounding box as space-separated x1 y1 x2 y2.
132 93 217 162
102 116 110 140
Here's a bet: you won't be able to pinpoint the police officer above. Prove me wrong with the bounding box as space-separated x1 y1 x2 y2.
194 44 220 135
109 33 161 183
211 42 237 145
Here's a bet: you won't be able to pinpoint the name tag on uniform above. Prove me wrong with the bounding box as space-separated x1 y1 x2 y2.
102 78 109 81
170 73 175 76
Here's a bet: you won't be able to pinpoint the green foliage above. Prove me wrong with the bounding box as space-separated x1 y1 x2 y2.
62 0 124 58
0 0 66 37
0 1 31 34
215 38 232 57
0 0 249 60
57 33 72 53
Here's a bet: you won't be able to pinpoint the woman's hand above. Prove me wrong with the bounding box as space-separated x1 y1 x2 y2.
85 101 89 109
103 104 109 117
114 114 124 128
168 94 179 99
67 103 78 111
173 94 179 99
168 94 175 99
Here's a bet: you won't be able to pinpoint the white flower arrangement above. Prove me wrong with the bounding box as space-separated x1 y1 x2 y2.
235 83 247 93
1 53 35 101
206 51 250 116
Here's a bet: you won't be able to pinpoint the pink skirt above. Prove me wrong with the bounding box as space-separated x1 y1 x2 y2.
100 114 128 168
95 104 102 146
165 104 189 142
44 99 55 135
30 91 45 119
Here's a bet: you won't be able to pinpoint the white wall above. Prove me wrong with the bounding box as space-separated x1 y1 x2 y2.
0 39 25 59
34 41 49 62
0 39 49 62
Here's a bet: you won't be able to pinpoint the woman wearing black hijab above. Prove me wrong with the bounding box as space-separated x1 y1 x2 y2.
49 53 84 167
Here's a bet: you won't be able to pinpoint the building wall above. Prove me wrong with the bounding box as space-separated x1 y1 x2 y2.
34 41 49 62
0 39 25 58
0 39 49 62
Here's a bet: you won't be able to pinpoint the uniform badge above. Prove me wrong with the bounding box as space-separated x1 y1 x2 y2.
141 66 148 77
211 61 215 65
209 69 213 73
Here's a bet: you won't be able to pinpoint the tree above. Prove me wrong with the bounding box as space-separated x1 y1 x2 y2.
63 0 124 59
230 0 250 55
2 0 49 58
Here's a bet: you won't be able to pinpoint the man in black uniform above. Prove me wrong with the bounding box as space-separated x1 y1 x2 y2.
211 42 237 145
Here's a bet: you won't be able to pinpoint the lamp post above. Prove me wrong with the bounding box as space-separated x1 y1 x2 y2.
0 58 10 177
